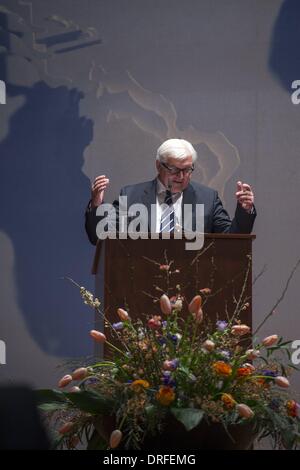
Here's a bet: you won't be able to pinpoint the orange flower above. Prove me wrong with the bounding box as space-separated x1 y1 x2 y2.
286 400 299 418
156 386 175 406
254 377 269 388
237 366 253 377
131 379 150 391
212 361 232 377
221 393 236 409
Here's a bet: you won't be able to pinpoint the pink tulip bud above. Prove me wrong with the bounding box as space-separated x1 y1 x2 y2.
58 374 73 388
160 294 172 315
200 288 211 295
275 376 290 388
59 422 74 434
193 308 203 324
236 404 254 419
231 325 250 336
90 330 106 343
246 349 260 360
262 335 278 347
117 308 130 321
69 386 81 393
109 429 123 449
202 339 215 352
188 295 202 314
72 367 88 381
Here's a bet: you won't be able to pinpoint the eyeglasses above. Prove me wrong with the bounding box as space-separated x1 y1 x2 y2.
160 162 194 175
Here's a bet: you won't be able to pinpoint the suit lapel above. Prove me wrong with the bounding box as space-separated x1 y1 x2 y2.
182 183 196 232
141 179 157 231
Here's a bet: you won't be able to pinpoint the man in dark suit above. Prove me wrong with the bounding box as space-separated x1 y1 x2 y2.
85 139 256 245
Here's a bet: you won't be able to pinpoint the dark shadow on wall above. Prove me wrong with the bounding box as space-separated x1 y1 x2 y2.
269 0 300 92
0 12 95 357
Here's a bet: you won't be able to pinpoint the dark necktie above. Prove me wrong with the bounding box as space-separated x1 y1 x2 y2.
160 190 175 233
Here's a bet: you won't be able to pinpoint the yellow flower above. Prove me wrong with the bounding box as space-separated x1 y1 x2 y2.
221 393 236 409
156 386 175 406
131 379 150 391
212 361 232 377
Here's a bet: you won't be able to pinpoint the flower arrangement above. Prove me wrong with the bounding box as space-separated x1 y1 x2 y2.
37 266 300 450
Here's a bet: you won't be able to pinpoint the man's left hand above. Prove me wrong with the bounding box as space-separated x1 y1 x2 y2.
236 181 254 212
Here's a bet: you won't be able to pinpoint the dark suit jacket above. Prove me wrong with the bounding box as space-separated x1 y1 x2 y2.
85 179 256 245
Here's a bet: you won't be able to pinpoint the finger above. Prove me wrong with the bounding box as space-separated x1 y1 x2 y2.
236 181 243 192
236 190 252 197
94 175 107 184
93 179 109 189
238 194 253 201
93 184 108 192
242 183 252 191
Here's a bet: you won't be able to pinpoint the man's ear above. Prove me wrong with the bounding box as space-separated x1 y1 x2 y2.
155 160 160 172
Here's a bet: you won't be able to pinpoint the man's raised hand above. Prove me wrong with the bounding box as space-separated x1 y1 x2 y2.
91 175 110 207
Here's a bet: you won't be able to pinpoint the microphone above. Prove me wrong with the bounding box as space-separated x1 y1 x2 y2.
167 178 173 193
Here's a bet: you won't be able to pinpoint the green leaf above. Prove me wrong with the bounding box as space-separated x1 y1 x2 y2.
39 402 68 412
64 390 114 414
170 408 204 431
35 389 68 405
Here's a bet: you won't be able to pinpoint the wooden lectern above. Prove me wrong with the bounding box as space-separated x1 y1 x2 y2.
92 234 255 352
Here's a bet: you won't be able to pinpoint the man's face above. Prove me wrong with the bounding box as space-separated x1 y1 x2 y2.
156 155 194 193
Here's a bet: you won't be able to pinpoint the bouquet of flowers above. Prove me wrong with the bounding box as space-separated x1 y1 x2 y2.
37 266 300 450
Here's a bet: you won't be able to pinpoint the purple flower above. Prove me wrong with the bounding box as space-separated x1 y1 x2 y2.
167 333 178 343
157 336 167 345
219 350 231 360
169 359 180 369
162 321 167 328
261 370 278 377
113 322 124 330
216 320 228 331
162 375 176 386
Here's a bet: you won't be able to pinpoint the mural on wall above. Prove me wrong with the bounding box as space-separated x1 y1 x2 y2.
1 0 300 390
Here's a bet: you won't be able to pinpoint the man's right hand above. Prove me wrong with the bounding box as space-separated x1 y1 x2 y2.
91 175 110 207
